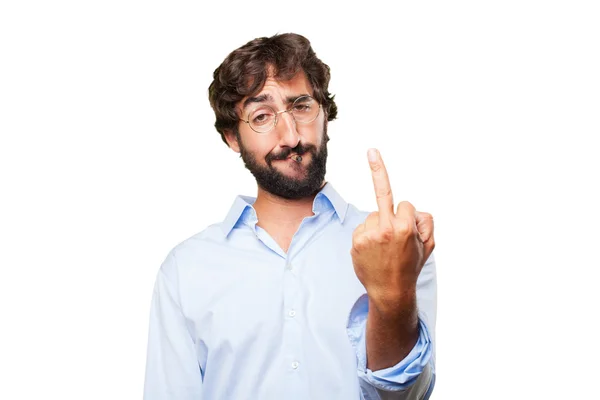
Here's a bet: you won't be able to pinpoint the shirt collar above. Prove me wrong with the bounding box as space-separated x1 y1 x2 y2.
220 182 349 238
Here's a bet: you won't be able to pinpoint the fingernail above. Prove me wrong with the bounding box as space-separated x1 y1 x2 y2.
368 148 377 162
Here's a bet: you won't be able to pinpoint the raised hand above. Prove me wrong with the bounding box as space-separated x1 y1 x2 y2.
351 148 435 310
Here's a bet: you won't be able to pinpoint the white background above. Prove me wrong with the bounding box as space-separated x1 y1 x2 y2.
1 1 599 399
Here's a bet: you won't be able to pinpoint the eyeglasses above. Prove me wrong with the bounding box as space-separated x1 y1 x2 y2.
240 95 321 134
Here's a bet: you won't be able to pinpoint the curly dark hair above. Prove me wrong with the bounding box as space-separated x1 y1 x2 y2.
208 33 338 146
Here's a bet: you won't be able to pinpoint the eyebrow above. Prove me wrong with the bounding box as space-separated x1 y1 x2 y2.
242 93 312 111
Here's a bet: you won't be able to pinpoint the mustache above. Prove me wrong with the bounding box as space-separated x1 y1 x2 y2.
265 142 317 164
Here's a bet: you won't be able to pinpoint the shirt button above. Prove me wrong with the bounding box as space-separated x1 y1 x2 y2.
288 310 296 317
286 263 293 271
291 361 299 369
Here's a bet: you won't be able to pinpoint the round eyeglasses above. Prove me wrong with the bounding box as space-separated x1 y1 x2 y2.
240 95 321 134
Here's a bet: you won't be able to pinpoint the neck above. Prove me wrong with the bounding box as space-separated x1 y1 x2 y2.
253 181 327 227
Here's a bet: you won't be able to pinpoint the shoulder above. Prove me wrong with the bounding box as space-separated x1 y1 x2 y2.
158 223 226 276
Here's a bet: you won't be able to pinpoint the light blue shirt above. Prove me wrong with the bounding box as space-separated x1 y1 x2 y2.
144 182 437 399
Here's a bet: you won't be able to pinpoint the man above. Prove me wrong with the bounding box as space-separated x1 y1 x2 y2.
144 33 437 400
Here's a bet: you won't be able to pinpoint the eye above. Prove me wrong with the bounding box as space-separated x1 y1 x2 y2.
292 104 311 113
292 97 314 113
254 113 268 122
250 107 275 126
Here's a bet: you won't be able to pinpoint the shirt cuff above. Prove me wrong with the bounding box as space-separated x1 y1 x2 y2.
346 293 434 391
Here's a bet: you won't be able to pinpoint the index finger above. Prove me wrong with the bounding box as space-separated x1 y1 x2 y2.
368 148 394 225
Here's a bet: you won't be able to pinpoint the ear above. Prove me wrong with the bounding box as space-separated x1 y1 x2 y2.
223 129 241 153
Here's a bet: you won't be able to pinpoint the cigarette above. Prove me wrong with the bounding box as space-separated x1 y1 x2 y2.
291 155 302 162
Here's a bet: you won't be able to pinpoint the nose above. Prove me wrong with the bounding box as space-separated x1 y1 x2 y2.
276 111 300 148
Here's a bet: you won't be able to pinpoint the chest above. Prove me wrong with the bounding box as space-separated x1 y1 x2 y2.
173 215 368 397
178 238 365 354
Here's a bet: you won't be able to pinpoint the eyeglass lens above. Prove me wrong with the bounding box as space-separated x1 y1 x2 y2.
248 96 319 133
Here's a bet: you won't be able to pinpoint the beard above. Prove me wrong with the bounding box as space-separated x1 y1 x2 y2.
237 125 329 200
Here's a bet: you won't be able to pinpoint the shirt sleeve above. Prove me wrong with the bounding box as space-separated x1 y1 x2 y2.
143 250 204 400
346 254 437 400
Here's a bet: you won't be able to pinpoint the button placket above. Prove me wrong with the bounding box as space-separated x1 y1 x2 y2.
283 258 302 375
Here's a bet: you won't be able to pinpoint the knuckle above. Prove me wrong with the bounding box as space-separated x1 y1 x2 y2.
394 218 413 234
375 188 392 199
370 162 382 172
396 201 414 214
352 234 367 250
364 213 377 229
352 225 364 239
378 227 394 242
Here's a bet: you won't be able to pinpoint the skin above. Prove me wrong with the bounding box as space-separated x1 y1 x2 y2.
224 71 327 252
353 149 435 370
224 71 435 371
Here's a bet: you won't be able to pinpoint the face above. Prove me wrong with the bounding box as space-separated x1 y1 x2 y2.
225 71 329 200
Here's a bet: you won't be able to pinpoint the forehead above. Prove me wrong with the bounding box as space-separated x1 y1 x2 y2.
239 70 314 110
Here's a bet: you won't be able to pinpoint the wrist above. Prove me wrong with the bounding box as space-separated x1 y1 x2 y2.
368 286 417 319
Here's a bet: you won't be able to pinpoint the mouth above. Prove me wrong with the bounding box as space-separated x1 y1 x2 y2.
273 153 303 163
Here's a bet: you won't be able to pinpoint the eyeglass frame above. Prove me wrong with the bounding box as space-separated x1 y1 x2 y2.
239 95 322 134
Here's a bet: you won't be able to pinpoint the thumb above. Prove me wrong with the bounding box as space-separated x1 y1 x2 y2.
415 211 435 257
